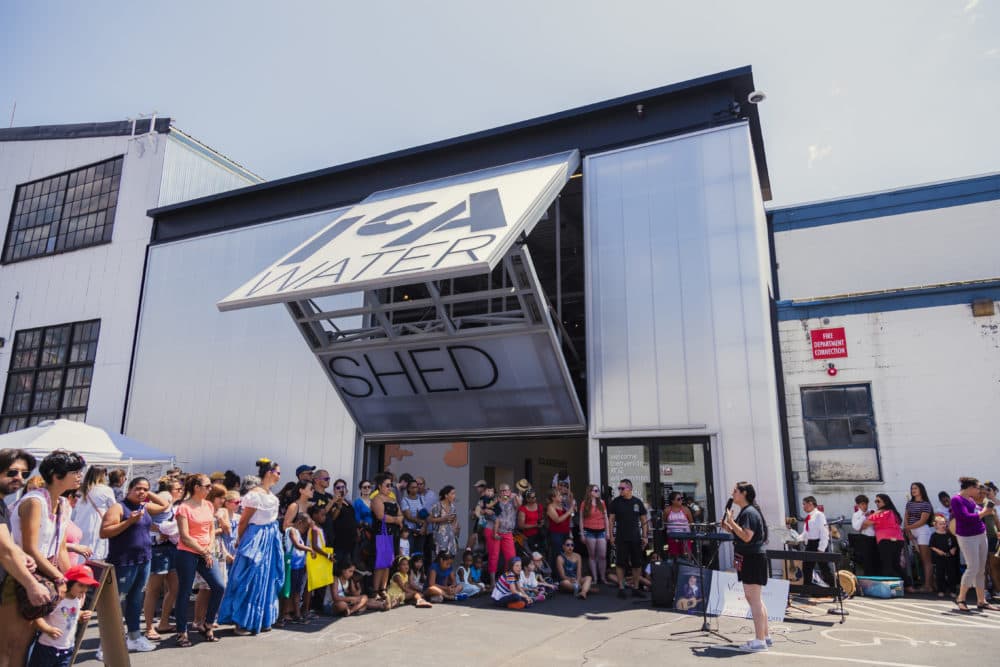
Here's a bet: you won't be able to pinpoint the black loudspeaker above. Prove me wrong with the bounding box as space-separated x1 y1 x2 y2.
650 559 676 608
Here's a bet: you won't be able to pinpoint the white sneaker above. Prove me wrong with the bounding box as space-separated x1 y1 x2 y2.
96 648 104 663
127 636 156 652
765 636 774 647
738 639 768 652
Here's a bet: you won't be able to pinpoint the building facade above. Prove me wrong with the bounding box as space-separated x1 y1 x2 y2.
126 67 788 533
0 118 260 437
771 173 1000 517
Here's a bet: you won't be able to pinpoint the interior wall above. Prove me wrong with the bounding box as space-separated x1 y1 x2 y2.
467 437 589 501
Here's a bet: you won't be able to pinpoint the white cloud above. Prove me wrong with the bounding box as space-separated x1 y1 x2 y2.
965 0 980 12
986 47 1000 57
808 145 833 168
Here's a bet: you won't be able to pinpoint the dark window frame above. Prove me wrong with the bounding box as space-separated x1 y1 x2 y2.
0 319 101 433
2 156 124 264
801 382 883 483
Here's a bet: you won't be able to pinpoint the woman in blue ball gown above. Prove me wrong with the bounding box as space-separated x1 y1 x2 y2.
218 458 284 634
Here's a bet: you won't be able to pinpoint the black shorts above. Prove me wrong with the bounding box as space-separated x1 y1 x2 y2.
616 540 644 570
735 552 768 586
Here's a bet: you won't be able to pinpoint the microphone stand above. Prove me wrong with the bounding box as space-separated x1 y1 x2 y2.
669 524 731 643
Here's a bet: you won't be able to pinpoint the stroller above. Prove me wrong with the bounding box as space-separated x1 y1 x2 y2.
514 532 554 582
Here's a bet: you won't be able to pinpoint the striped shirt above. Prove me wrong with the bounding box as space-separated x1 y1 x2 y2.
491 571 517 600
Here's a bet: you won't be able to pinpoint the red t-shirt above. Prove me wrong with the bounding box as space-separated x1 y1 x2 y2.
581 500 607 531
548 503 571 535
518 504 542 536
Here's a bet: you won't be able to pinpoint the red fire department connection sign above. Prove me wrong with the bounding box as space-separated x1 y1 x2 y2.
811 328 847 359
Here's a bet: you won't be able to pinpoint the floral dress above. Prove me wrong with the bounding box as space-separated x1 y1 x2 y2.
431 501 458 556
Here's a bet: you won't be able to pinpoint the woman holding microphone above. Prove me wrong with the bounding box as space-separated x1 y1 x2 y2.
721 481 771 653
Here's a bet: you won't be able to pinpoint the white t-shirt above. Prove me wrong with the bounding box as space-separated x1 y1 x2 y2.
11 489 68 560
72 484 116 560
242 491 279 525
38 594 85 650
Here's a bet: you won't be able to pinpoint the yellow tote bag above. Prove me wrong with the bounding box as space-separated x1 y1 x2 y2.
306 547 335 591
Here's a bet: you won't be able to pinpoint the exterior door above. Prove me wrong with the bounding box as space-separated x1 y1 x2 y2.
600 437 715 524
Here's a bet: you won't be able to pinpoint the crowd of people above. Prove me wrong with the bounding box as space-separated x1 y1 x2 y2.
1 443 998 662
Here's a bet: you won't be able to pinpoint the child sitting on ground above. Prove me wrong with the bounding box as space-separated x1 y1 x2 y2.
409 553 427 593
387 556 433 609
491 557 533 609
470 552 486 586
29 564 98 667
519 556 555 601
456 550 484 597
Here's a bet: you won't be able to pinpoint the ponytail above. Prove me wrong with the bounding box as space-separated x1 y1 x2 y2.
736 481 769 543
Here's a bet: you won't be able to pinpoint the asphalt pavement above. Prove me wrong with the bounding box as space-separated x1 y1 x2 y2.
72 591 997 667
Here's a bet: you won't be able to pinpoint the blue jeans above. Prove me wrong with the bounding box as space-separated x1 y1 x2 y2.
174 550 225 633
115 560 152 633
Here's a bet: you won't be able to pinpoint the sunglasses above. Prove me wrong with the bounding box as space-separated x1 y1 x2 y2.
315 476 331 481
361 484 371 489
617 486 628 491
4 469 29 479
564 542 574 548
334 485 346 490
225 499 239 504
198 483 212 488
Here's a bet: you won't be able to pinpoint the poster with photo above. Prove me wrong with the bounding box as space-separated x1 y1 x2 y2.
673 563 711 614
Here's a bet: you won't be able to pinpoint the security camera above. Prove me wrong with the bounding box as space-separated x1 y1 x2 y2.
747 90 767 104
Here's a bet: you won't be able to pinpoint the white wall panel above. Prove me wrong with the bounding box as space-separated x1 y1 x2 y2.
779 302 1000 515
0 134 167 432
776 199 1000 301
125 210 360 480
585 124 785 520
157 135 259 207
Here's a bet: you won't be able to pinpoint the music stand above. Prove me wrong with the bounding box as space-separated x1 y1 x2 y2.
670 524 732 643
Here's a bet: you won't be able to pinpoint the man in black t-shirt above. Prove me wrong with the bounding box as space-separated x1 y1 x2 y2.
608 479 649 599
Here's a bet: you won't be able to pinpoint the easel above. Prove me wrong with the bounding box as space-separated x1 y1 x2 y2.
71 561 130 666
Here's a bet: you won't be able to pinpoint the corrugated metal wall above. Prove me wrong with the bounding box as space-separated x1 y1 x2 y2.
125 209 360 479
157 134 259 208
584 123 785 518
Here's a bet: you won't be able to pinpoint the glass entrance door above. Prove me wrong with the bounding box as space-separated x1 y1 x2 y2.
600 438 715 524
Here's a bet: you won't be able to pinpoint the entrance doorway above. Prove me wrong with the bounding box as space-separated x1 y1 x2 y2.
600 438 716 523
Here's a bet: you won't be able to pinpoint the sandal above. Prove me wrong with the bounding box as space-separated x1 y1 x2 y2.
144 629 162 641
202 630 220 642
232 627 253 636
955 598 971 613
176 634 192 648
977 603 1000 611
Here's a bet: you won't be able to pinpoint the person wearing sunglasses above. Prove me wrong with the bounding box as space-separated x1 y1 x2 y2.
7 449 85 666
328 479 358 569
862 493 908 583
219 458 284 635
310 470 334 510
581 484 611 585
608 479 648 599
173 475 226 646
556 538 593 599
0 448 57 665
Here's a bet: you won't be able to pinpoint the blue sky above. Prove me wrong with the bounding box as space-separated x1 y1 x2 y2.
1 1 997 206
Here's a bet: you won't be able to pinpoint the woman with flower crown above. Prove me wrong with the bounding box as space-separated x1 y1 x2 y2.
218 458 284 635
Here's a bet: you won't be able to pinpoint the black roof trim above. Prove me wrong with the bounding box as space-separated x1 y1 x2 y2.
0 117 172 142
150 67 770 243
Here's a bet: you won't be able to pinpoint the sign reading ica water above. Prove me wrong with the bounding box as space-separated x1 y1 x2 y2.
811 327 847 359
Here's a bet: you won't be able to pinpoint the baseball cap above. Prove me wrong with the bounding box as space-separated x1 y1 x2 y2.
295 465 316 477
473 479 487 488
209 471 225 482
64 564 99 587
530 551 544 560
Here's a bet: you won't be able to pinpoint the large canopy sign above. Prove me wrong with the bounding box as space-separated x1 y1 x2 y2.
218 150 580 311
218 151 585 439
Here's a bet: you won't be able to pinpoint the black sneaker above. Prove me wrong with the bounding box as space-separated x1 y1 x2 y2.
631 588 646 598
617 588 627 599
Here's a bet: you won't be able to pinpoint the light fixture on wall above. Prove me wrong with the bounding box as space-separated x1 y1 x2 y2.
826 363 838 377
971 298 995 317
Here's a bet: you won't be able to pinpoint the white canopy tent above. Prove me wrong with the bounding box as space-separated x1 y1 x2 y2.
0 419 174 481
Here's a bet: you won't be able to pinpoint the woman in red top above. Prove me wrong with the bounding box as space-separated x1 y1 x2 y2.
862 493 907 582
517 489 544 554
581 485 610 584
546 489 574 572
174 474 226 646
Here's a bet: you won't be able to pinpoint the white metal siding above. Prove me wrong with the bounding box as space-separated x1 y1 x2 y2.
779 303 1000 515
775 199 1000 301
125 211 359 479
157 135 259 207
585 123 785 519
0 134 167 432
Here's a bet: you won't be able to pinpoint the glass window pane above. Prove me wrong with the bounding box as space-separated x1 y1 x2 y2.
801 389 826 418
849 416 876 447
845 385 871 415
824 388 847 417
803 419 829 450
824 418 850 447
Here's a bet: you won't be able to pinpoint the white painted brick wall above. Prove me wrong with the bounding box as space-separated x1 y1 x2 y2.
779 302 1000 518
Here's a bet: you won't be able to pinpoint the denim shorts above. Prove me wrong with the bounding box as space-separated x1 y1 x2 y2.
583 529 606 540
150 543 176 575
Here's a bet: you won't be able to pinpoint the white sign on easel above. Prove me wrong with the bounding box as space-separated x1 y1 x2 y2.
706 570 789 623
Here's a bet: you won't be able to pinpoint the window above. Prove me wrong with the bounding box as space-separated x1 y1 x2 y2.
2 156 123 263
0 320 100 433
801 383 881 482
